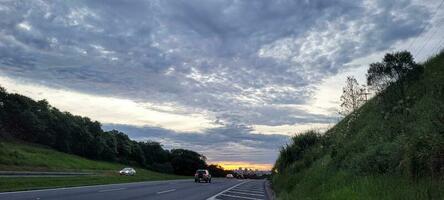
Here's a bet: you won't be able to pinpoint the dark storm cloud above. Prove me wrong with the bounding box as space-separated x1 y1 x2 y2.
0 0 434 164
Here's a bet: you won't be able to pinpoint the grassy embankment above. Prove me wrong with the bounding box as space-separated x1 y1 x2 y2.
274 157 443 199
0 140 186 192
273 51 444 199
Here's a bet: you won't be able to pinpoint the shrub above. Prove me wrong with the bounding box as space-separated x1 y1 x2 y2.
351 143 402 174
274 131 323 173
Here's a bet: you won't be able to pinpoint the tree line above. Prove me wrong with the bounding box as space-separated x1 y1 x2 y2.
0 87 228 176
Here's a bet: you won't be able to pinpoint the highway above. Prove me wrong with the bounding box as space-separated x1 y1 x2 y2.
0 178 271 200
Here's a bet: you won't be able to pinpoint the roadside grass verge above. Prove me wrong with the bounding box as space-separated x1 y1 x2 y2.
0 141 121 171
273 157 444 200
0 140 187 192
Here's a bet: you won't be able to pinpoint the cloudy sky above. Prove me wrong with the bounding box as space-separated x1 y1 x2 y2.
1 0 443 170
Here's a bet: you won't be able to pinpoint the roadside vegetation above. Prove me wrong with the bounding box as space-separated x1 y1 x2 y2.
0 140 134 171
0 83 233 191
0 140 185 192
0 85 211 175
273 51 444 199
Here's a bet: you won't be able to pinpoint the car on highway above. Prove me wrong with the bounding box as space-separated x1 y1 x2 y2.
236 174 245 179
119 167 136 176
226 173 234 179
194 169 212 183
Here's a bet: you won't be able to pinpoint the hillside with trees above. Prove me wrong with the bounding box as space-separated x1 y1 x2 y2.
272 51 444 199
0 88 215 176
0 140 187 192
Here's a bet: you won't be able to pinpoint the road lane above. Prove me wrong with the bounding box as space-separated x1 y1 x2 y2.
207 180 269 200
0 178 268 200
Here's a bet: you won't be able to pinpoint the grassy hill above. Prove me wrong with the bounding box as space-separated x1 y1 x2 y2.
0 140 185 192
0 75 211 192
272 51 444 199
0 141 120 171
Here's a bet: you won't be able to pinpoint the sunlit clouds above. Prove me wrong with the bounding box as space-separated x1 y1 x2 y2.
0 75 220 133
252 123 333 136
0 0 442 169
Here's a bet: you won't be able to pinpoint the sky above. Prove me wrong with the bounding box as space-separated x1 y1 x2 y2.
0 0 443 170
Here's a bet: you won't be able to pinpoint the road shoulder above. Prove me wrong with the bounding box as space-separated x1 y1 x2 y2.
264 180 276 200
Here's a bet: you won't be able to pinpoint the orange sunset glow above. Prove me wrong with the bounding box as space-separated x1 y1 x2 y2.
212 161 273 171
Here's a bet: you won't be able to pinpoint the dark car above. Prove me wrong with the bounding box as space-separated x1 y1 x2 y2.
194 169 212 183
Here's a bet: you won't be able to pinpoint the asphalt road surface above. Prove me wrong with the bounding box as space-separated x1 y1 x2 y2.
0 178 270 200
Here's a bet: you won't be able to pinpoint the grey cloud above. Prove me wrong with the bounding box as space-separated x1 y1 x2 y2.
103 124 289 164
0 0 436 164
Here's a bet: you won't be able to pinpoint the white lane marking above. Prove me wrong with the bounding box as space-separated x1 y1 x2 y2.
234 188 264 192
235 187 263 191
206 181 250 200
219 193 264 200
242 188 263 191
226 190 265 197
230 189 265 194
98 188 126 193
0 179 192 195
156 189 176 194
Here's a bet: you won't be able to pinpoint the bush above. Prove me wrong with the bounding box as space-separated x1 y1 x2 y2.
351 143 402 174
274 131 323 173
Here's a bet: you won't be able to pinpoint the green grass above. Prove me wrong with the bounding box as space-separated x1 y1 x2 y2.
0 140 187 192
272 52 444 199
273 157 444 200
0 141 121 171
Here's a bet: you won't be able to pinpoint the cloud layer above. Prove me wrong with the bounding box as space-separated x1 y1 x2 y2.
103 124 288 165
0 0 440 167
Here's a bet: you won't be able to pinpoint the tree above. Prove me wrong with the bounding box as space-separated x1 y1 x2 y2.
130 142 146 166
367 51 422 97
139 141 169 165
207 164 227 177
101 132 118 161
170 149 207 175
110 130 133 162
339 76 366 116
0 85 6 96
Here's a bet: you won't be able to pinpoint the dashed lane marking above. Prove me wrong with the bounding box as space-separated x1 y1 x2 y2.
156 189 176 194
98 188 126 193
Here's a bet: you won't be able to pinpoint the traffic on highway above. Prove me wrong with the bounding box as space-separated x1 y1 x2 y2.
0 179 271 200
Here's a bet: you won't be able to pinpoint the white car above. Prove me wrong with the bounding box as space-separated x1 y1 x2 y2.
119 167 136 176
226 174 234 179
